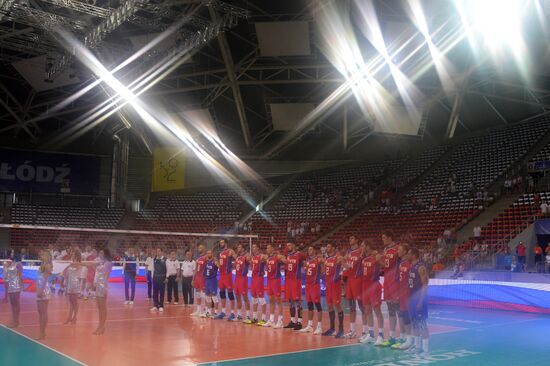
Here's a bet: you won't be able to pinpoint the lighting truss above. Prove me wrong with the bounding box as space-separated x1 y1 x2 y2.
45 0 144 81
2 2 88 31
38 0 111 18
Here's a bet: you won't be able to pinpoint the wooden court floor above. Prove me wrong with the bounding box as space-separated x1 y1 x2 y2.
3 283 548 366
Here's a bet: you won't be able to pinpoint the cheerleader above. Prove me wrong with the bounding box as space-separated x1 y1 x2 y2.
4 252 23 328
62 250 82 325
93 248 113 335
36 250 53 340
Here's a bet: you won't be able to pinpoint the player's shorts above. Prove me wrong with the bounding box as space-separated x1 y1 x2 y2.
234 276 248 296
345 277 362 301
408 291 428 322
218 274 233 290
205 278 218 296
362 280 382 308
250 276 265 298
399 287 410 312
305 283 321 303
193 275 205 291
383 278 399 302
325 281 342 306
267 278 281 297
284 277 302 301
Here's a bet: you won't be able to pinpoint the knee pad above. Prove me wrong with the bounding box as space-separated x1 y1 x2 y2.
251 297 258 305
315 303 322 312
219 289 227 300
227 291 235 301
212 296 219 304
307 302 314 311
258 297 266 306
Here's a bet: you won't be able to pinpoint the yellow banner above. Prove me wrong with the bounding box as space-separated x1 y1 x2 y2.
151 148 185 192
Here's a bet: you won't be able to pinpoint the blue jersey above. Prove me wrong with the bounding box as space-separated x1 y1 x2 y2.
204 260 218 279
408 261 425 294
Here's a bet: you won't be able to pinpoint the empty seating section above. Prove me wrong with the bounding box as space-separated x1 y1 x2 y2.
480 192 549 247
530 141 550 162
327 119 550 249
133 190 245 232
247 160 405 246
10 205 124 229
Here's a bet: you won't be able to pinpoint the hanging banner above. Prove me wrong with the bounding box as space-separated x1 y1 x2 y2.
0 148 100 194
151 148 185 192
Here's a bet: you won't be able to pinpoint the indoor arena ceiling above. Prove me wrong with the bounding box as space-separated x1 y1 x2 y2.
0 0 549 160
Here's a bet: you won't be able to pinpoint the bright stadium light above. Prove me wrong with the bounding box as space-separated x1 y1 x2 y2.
454 0 527 50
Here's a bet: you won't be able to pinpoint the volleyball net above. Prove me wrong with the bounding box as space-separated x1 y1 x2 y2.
0 223 258 288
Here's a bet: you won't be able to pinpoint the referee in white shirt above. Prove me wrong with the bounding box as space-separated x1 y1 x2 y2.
180 250 196 306
166 251 180 304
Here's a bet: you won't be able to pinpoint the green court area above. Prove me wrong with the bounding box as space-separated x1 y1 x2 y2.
200 307 550 366
0 325 82 366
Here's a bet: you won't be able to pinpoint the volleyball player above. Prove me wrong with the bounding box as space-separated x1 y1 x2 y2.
321 243 345 338
204 250 220 318
358 246 384 345
245 243 267 325
233 244 250 322
216 239 236 320
299 246 323 335
407 247 429 357
378 230 400 347
392 244 413 350
344 235 364 338
263 244 285 328
283 242 305 330
191 245 207 317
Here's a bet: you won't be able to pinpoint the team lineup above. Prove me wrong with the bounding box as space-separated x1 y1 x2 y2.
187 230 430 356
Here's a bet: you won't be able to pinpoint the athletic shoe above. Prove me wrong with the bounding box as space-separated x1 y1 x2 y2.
322 328 335 336
256 320 266 326
173 302 178 305
190 311 200 317
345 331 356 339
150 307 158 312
334 331 345 339
378 338 396 347
124 300 130 305
273 320 284 329
215 312 226 320
396 340 413 350
374 336 386 346
234 315 243 322
313 327 323 335
359 334 376 344
199 312 208 318
227 313 236 321
262 320 274 327
159 307 164 312
293 322 303 331
391 342 402 349
283 321 296 329
299 325 314 333
244 318 256 325
210 313 218 319
129 301 134 305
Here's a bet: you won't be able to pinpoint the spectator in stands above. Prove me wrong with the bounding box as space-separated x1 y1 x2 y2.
504 178 512 195
534 192 541 205
516 242 526 272
450 258 464 279
534 244 544 273
123 248 137 305
545 247 550 273
166 251 180 305
540 201 549 217
510 256 521 273
473 226 482 242
180 250 195 307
